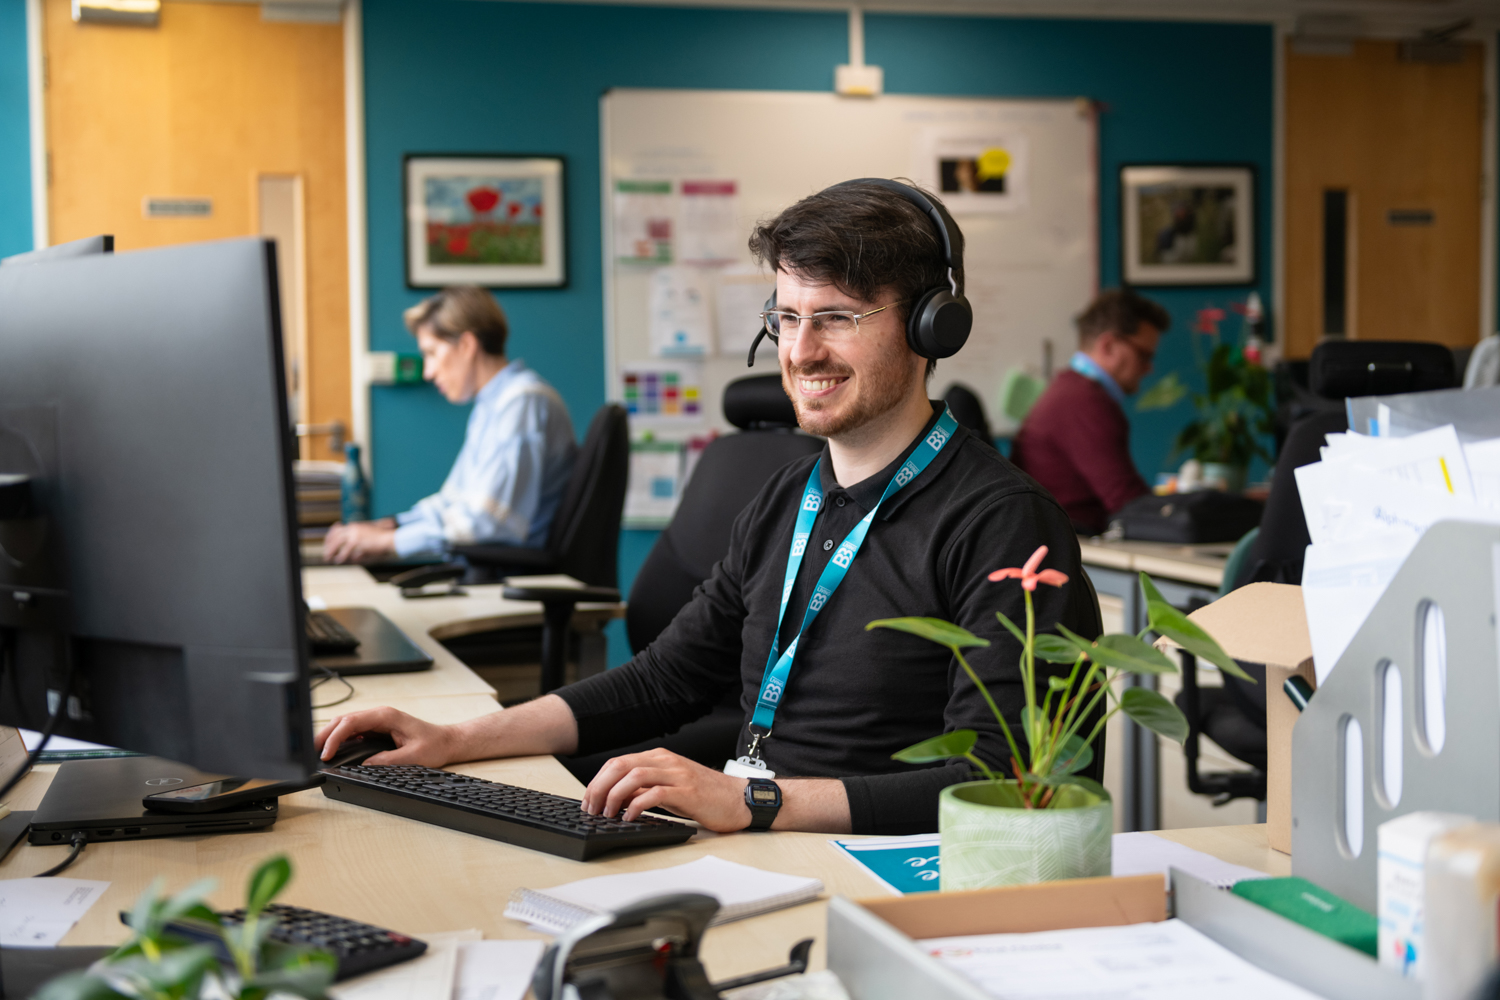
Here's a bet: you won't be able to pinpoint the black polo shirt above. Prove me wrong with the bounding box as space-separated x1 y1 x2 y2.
556 402 1100 835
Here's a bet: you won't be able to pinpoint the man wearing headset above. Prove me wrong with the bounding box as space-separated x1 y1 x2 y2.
315 180 1099 836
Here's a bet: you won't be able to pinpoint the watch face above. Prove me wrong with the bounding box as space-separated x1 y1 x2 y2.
749 785 780 806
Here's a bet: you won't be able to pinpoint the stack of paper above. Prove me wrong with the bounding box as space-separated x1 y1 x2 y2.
329 932 544 1000
922 919 1321 999
1294 422 1500 681
505 856 822 934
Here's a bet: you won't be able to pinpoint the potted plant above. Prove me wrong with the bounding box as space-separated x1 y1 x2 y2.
38 855 335 1000
869 546 1246 891
1136 300 1274 493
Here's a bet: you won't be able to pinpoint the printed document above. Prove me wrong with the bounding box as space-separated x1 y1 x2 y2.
922 919 1321 999
0 877 109 947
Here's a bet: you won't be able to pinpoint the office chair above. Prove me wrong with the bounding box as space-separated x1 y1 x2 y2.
557 374 824 784
400 404 630 695
1178 339 1460 808
941 383 995 447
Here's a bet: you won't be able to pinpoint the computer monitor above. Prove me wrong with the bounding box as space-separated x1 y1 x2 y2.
1 235 114 267
0 237 314 779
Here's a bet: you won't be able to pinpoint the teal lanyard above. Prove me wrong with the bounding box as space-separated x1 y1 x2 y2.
749 408 960 741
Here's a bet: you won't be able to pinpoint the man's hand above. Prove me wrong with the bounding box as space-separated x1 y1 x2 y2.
323 519 398 564
582 748 751 832
314 706 457 767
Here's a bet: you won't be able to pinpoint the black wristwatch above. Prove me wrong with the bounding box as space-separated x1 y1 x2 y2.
743 778 782 831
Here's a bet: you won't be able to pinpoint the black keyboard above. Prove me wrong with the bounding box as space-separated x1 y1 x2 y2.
319 763 696 861
144 903 426 981
307 610 361 653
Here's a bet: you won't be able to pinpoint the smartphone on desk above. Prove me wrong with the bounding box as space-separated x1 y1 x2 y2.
143 774 325 813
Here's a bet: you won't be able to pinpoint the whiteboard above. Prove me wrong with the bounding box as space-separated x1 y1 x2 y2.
601 88 1097 438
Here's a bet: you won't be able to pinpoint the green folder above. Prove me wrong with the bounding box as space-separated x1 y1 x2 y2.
1231 876 1378 956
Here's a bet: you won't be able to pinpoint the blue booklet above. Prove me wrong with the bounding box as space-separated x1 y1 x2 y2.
829 833 942 895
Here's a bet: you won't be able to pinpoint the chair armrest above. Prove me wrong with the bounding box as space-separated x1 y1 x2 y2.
502 585 621 605
450 543 557 570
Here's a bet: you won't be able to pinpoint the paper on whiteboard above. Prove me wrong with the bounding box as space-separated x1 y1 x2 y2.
913 127 1029 214
0 877 110 947
922 919 1321 1000
614 180 673 263
649 267 712 358
716 267 776 362
679 180 739 262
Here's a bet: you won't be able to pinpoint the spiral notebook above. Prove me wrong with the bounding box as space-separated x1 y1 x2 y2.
504 856 823 934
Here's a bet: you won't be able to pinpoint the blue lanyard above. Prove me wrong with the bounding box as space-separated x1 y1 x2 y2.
750 408 960 739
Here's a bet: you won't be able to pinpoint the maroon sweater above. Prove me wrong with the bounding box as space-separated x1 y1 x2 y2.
1010 369 1150 535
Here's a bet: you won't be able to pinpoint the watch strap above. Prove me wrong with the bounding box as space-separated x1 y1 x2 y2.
744 779 781 831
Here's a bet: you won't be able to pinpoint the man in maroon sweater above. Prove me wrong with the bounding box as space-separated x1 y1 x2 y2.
1011 289 1170 535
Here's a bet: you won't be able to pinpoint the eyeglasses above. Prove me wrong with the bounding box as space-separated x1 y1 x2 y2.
760 304 892 343
1118 335 1156 366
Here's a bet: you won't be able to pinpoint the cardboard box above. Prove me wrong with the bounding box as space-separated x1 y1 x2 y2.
827 871 1417 1000
1156 582 1314 854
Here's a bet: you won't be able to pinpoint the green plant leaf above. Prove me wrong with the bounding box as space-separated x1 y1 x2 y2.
33 971 131 1000
1047 675 1070 691
1048 735 1093 776
1055 774 1111 798
1139 575 1252 681
1120 687 1190 743
867 618 990 651
1056 625 1178 675
160 878 218 925
124 877 166 939
892 729 977 763
993 611 1026 646
1033 633 1079 664
244 948 337 1000
1134 371 1189 412
247 855 293 917
1021 706 1046 751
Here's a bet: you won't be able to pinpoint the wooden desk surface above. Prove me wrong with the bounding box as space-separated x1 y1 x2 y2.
6 567 1285 989
1077 536 1231 589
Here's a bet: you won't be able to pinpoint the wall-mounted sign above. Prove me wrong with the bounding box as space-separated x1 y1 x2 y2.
143 197 213 219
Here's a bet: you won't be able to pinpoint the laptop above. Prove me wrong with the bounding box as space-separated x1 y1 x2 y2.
313 607 434 676
29 756 279 846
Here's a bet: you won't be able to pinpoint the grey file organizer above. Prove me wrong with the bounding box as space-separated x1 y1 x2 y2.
1291 519 1500 911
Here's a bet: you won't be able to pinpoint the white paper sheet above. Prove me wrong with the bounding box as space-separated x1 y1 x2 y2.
329 930 480 1000
0 877 110 947
648 266 712 358
922 919 1321 1000
1301 534 1417 683
453 940 544 1000
1110 833 1268 890
613 180 673 263
678 180 739 262
1464 438 1500 508
715 266 776 361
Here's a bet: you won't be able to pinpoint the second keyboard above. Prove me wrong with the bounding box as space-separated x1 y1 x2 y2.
319 763 695 861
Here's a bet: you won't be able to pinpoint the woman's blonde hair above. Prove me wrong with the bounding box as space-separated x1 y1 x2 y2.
402 285 509 356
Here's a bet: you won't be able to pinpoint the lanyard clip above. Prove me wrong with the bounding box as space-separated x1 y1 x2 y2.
746 724 771 761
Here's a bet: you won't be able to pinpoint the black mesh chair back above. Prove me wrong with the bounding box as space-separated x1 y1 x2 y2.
452 403 629 588
626 375 822 651
942 382 994 447
1309 340 1457 399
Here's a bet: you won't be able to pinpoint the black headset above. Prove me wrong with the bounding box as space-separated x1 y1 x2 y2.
747 177 973 367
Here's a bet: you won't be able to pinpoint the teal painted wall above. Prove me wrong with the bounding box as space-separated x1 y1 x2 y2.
0 2 30 258
359 2 1275 665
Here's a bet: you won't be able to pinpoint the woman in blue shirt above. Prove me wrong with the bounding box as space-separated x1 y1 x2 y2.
323 286 577 564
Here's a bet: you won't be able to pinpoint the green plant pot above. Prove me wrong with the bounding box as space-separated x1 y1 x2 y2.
1198 462 1247 494
938 780 1112 891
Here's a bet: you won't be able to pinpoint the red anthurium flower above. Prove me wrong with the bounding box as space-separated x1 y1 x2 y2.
466 187 500 214
1194 307 1225 335
988 545 1069 591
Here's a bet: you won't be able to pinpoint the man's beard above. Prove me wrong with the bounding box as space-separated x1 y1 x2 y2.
782 343 918 439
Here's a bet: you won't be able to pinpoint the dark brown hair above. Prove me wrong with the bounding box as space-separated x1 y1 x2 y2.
1076 288 1171 347
403 285 509 357
749 180 961 321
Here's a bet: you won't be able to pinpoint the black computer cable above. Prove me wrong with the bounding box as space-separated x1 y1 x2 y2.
0 633 79 807
311 665 355 710
35 830 86 877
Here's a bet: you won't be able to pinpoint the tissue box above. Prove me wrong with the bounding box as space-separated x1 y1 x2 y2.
1377 811 1473 977
1423 823 1500 1000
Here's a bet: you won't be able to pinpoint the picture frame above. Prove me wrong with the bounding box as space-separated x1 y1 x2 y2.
404 154 566 288
1120 164 1255 286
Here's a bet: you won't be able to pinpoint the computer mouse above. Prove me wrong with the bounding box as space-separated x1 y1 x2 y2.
319 732 399 770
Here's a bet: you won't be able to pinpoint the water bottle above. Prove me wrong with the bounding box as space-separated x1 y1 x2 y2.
341 442 370 523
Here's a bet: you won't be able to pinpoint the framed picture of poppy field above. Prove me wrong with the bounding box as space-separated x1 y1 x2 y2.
404 155 566 288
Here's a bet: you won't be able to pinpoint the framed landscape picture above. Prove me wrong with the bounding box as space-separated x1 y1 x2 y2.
405 155 566 288
1121 164 1254 286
